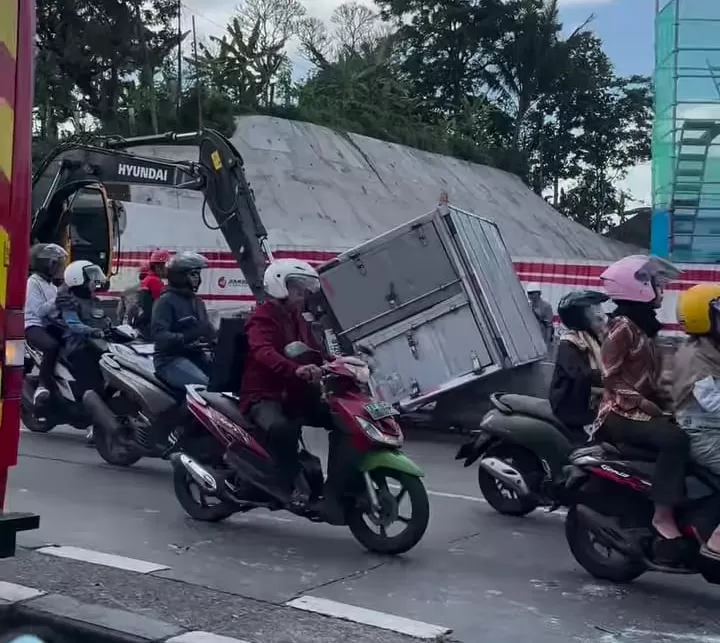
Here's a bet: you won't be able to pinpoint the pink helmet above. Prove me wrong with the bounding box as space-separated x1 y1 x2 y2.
600 255 681 303
149 249 171 265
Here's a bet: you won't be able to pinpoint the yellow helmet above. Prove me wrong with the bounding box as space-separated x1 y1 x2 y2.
677 283 720 335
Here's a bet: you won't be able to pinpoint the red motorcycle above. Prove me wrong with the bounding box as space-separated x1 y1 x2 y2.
563 442 720 584
170 341 430 555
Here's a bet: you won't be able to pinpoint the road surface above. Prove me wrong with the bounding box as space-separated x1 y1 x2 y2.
2 426 720 643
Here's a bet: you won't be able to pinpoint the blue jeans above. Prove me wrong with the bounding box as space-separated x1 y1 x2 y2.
156 358 210 391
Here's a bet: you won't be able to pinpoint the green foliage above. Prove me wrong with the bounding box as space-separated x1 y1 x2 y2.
33 0 652 232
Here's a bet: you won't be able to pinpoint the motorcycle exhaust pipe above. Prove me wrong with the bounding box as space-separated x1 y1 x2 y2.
576 504 641 559
171 452 218 494
478 457 532 497
83 390 122 435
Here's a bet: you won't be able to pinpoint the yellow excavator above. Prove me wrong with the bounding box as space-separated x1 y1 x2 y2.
31 130 270 300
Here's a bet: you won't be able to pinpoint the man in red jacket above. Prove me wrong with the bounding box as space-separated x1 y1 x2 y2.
240 259 343 521
133 249 170 337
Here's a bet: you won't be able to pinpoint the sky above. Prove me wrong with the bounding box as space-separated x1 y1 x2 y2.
179 0 656 207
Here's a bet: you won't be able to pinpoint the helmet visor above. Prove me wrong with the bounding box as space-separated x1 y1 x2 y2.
82 264 106 286
286 274 320 294
636 256 682 286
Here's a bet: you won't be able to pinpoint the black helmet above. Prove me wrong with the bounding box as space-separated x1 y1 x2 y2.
166 251 208 291
558 290 608 331
30 243 68 280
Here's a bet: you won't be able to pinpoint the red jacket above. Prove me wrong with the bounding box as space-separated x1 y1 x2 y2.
239 300 325 412
139 274 165 300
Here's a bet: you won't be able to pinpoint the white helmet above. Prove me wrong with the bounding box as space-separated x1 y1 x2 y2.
64 260 105 288
263 259 320 299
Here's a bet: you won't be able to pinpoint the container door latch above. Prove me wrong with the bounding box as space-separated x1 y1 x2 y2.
406 332 418 359
352 255 367 276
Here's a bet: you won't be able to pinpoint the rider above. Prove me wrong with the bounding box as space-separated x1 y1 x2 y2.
672 283 720 559
239 259 344 522
549 290 608 437
24 243 69 407
50 260 112 444
117 261 150 324
133 249 170 337
151 251 214 389
591 254 690 563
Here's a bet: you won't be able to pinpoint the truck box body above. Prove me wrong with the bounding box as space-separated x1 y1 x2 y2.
317 200 547 411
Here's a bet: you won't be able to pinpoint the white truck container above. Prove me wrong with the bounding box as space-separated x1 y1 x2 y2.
316 197 548 412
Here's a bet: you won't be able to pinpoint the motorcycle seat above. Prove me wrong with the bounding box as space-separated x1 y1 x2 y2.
494 394 566 429
199 391 247 428
600 442 657 462
113 354 177 396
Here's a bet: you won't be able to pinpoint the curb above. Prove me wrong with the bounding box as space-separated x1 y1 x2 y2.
0 581 249 643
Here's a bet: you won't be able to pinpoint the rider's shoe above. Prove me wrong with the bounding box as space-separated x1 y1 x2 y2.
85 426 95 448
652 535 695 567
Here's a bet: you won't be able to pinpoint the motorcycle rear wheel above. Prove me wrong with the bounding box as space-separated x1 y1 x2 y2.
21 401 54 433
565 505 646 583
477 444 540 516
347 468 429 555
93 397 143 467
173 464 235 522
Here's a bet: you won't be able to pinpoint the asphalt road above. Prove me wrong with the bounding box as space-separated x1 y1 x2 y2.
3 426 720 643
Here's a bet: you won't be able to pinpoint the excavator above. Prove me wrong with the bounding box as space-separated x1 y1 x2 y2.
31 130 270 301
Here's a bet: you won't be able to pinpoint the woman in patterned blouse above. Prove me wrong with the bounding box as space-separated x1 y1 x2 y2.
592 255 691 565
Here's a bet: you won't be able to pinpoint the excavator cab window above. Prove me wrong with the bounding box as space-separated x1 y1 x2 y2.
63 186 113 288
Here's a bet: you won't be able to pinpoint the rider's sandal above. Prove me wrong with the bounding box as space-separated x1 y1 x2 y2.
699 543 720 562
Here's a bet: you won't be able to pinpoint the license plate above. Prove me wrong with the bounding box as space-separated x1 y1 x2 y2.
364 401 399 421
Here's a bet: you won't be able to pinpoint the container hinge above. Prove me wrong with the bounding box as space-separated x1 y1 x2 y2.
470 351 483 374
410 378 421 398
351 255 367 276
386 282 399 308
406 332 418 359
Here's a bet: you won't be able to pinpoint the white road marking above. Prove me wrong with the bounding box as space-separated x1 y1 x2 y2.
286 595 452 640
167 633 251 643
37 545 170 574
390 482 567 516
0 581 45 603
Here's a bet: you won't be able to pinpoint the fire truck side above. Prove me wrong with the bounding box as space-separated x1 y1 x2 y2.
0 0 40 550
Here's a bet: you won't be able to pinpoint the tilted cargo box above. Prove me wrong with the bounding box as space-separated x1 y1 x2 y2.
317 197 548 411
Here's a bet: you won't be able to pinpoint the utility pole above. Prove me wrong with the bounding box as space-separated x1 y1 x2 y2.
192 16 203 129
176 0 182 121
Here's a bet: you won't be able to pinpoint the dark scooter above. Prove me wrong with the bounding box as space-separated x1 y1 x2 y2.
455 392 587 516
23 325 140 434
170 339 430 555
564 442 720 584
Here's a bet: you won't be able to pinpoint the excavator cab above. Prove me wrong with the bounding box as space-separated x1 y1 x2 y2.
36 184 115 288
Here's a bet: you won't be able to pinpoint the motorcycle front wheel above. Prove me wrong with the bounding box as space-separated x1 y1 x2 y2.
172 464 235 522
347 468 429 555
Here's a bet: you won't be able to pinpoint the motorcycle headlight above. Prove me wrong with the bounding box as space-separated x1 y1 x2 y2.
355 416 403 446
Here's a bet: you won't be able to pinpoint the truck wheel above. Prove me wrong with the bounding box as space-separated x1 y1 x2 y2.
477 444 540 516
347 468 429 555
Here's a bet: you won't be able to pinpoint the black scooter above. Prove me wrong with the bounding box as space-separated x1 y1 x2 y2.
455 392 587 516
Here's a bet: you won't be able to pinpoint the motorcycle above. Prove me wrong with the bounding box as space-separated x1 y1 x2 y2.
81 337 188 467
563 441 720 584
170 340 430 555
22 325 141 434
455 392 587 516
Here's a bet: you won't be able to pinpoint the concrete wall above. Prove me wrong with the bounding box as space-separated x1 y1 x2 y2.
124 115 638 261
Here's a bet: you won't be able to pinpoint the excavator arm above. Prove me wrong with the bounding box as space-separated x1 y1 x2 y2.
31 129 269 301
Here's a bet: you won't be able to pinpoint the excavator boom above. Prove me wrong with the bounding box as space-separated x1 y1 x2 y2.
31 129 269 301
